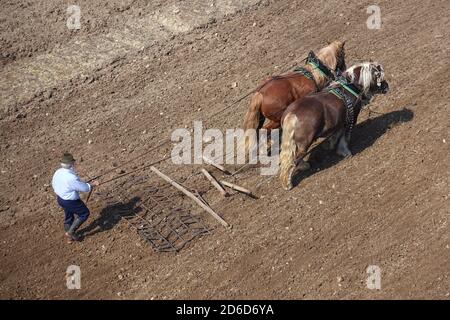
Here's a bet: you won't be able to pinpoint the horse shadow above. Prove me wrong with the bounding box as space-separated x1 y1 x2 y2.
291 108 414 187
79 196 142 238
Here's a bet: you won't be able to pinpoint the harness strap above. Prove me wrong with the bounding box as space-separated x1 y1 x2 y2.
292 66 314 81
292 66 319 91
326 80 361 140
292 51 335 90
335 79 360 97
306 51 335 81
327 87 344 100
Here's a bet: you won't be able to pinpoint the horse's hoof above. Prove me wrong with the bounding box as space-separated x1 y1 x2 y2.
342 152 353 159
337 151 352 158
282 173 293 191
283 183 293 191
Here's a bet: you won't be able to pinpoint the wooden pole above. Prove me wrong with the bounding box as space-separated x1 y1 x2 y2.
150 166 231 229
86 188 94 204
202 156 230 175
220 180 256 198
201 169 228 197
76 167 95 204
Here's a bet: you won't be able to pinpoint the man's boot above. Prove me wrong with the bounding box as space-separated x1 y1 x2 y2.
64 224 71 232
66 218 84 242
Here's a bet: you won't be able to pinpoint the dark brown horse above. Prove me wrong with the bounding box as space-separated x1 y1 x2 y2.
242 41 346 151
279 62 389 190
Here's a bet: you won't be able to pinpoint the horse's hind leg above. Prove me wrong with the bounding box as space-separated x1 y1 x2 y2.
283 144 311 190
262 119 280 131
293 145 311 173
279 114 314 190
258 114 266 130
257 119 279 153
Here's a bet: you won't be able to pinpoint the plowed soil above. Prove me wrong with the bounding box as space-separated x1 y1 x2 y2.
0 0 449 299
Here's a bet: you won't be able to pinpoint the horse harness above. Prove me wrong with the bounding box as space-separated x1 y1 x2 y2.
293 51 336 90
259 51 335 94
326 77 362 140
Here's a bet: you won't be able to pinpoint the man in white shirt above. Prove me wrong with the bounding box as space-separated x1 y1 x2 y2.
52 153 99 242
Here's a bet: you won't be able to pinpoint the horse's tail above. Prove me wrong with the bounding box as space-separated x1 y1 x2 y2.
242 92 264 153
279 113 298 190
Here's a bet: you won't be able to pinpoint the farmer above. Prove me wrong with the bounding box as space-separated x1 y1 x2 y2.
52 153 99 242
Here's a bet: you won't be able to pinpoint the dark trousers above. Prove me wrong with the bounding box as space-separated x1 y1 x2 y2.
57 196 90 226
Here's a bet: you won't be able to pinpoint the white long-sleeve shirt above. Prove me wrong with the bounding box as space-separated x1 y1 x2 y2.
52 167 91 200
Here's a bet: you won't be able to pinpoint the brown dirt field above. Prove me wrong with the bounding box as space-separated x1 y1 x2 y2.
0 0 449 299
0 0 170 66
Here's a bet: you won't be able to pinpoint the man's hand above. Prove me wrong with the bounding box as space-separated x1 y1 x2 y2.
91 180 100 187
86 180 98 204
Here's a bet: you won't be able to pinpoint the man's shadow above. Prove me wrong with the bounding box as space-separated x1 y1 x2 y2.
80 196 142 237
292 108 414 187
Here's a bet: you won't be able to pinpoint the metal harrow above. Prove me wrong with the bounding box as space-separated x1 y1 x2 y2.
97 175 211 253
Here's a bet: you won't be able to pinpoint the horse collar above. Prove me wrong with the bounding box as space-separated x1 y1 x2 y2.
335 77 361 98
306 51 335 81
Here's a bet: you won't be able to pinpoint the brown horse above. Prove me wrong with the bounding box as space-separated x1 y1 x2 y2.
279 62 389 190
242 41 346 150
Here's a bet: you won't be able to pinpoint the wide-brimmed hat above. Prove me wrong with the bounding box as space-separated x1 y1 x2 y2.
61 153 76 164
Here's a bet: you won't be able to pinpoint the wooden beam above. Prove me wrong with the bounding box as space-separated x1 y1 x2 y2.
202 156 230 175
150 166 231 229
201 169 228 197
220 180 257 198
